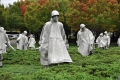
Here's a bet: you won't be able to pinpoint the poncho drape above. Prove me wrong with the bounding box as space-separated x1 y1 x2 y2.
39 21 72 65
77 28 94 56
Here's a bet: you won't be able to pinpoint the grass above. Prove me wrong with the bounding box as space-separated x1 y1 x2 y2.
0 43 120 80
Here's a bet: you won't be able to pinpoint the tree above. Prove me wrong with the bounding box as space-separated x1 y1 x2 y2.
2 1 25 31
0 4 5 27
66 0 119 33
1 0 120 36
24 2 42 33
23 0 65 33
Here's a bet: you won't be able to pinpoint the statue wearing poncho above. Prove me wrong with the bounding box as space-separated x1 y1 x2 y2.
39 10 72 66
77 24 95 56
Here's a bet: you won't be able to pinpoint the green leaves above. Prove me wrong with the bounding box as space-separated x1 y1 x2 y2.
0 0 120 33
1 43 120 79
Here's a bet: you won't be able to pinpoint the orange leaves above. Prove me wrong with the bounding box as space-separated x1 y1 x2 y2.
74 1 88 11
91 18 95 22
82 6 88 11
73 0 97 11
20 0 26 15
20 0 25 4
55 3 59 8
38 0 47 5
107 0 117 4
79 3 88 11
20 4 26 15
20 0 48 15
71 1 78 8
88 0 97 3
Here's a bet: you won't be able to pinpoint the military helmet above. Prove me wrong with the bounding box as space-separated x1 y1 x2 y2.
80 24 85 28
51 10 59 17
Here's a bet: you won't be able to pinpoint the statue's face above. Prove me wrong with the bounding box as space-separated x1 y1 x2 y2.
52 15 59 22
105 33 107 35
23 32 27 35
81 27 85 32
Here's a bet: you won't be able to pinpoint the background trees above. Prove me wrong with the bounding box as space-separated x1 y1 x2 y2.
66 0 119 33
0 4 5 27
0 0 120 39
1 1 25 31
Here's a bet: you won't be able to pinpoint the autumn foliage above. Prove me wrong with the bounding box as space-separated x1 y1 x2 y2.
17 0 120 33
107 0 117 4
38 0 47 5
20 0 48 15
66 0 119 32
20 4 26 15
20 0 26 15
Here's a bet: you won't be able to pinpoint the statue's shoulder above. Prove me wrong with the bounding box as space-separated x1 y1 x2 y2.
45 21 52 26
43 21 52 29
58 22 63 25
